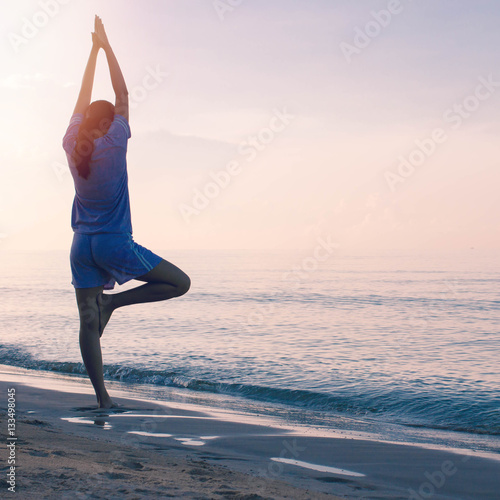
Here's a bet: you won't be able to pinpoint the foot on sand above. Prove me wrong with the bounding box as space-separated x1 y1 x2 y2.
97 399 124 410
96 293 114 338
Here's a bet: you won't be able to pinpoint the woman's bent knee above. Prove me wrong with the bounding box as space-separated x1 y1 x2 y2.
176 274 191 296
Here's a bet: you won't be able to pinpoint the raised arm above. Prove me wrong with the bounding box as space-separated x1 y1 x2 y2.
72 28 100 115
94 16 129 121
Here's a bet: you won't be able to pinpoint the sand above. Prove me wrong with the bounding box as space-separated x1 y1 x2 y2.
0 364 499 499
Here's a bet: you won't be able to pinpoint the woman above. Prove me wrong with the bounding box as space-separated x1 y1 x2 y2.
63 16 191 409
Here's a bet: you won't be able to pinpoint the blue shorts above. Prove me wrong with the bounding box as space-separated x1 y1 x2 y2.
70 232 163 290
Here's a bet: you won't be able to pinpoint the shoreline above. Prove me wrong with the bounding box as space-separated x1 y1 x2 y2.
1 364 499 499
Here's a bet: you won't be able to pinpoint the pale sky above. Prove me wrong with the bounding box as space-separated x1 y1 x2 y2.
1 0 500 252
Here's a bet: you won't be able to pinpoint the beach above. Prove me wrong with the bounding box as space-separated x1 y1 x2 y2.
1 364 499 499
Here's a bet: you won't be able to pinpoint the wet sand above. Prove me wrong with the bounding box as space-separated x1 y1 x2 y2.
0 364 499 499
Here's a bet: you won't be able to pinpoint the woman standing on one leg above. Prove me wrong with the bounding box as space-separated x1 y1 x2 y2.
63 16 190 409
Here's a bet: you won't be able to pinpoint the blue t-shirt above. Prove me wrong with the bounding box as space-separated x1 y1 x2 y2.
62 113 133 234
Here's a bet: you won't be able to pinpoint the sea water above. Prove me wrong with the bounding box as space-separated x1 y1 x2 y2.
0 247 499 454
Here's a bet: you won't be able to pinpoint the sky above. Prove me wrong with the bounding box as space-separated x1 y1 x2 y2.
1 0 500 252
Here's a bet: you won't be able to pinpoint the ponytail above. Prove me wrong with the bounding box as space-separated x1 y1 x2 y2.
71 100 115 179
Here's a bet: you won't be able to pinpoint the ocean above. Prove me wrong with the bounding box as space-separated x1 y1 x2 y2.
1 247 499 455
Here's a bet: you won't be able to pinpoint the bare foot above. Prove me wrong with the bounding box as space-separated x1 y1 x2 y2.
98 400 115 409
97 393 122 409
98 400 124 410
96 293 114 338
98 399 113 409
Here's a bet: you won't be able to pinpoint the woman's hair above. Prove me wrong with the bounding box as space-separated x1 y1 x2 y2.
72 100 115 179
